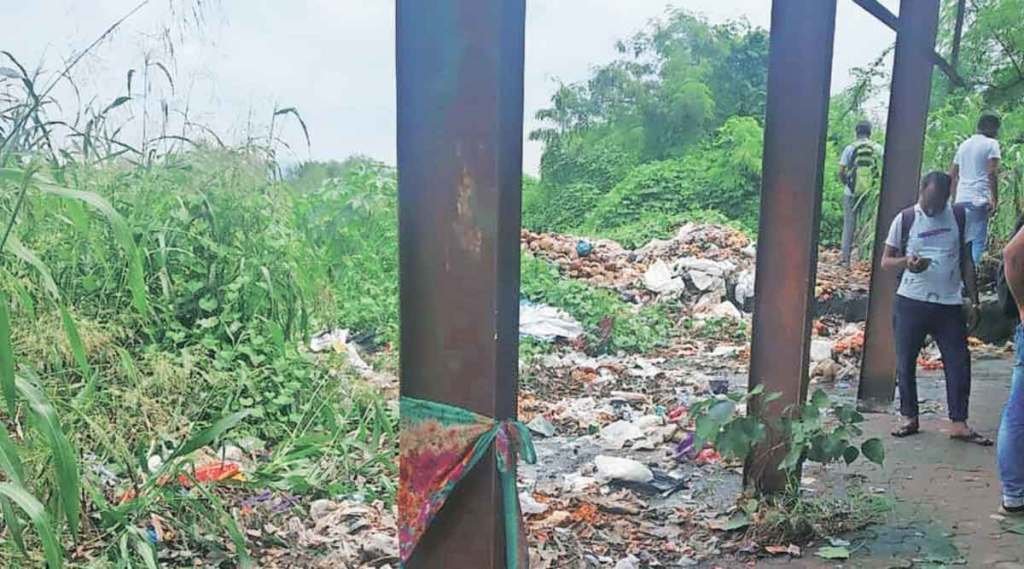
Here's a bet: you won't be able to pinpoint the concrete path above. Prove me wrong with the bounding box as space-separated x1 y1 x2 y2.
760 356 1024 568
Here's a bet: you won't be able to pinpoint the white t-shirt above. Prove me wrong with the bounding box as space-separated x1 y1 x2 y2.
953 134 1001 206
885 204 963 305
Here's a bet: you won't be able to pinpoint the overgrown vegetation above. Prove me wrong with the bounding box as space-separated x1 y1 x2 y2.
0 2 404 561
524 10 768 245
527 3 1024 254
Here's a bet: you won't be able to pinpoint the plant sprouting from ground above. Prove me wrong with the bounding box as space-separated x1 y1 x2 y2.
690 387 884 489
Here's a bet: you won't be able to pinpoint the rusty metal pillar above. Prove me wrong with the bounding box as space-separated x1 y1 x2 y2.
397 1 525 568
746 0 836 493
858 0 941 412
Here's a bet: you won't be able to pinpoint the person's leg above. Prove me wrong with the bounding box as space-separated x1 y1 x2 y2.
976 205 991 264
893 296 929 432
841 191 855 266
931 303 972 424
965 203 990 265
998 325 1024 512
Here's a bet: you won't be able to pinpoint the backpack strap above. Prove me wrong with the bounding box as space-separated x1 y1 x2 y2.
899 206 916 256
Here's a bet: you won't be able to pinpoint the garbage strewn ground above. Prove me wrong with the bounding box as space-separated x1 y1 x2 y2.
514 224 1019 567
330 223 1018 568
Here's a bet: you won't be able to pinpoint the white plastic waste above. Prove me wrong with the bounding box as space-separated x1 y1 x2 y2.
599 420 645 449
519 492 549 515
643 260 685 295
310 328 374 375
810 339 834 363
689 270 723 293
734 269 756 309
594 455 654 483
527 416 557 438
310 329 349 353
519 301 584 341
614 556 640 569
695 300 743 321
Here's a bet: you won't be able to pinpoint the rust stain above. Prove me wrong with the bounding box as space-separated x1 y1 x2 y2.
454 166 484 256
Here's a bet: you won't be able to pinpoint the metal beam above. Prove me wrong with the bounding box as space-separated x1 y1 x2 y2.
952 0 967 69
858 0 941 412
852 0 897 30
746 0 836 493
851 0 965 87
397 1 525 567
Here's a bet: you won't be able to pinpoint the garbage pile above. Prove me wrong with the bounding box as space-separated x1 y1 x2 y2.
524 223 871 322
522 230 641 289
250 498 397 568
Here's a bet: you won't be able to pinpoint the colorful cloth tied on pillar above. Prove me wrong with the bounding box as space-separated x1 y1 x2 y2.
399 396 537 568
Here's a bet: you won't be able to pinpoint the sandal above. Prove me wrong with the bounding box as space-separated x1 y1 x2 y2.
950 431 994 446
891 423 920 438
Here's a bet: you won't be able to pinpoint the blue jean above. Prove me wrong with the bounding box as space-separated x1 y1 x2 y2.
998 324 1024 507
963 203 990 265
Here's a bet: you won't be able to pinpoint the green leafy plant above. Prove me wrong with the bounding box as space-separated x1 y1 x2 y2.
690 387 884 489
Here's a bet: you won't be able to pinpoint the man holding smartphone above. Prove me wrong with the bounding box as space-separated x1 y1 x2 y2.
881 171 988 444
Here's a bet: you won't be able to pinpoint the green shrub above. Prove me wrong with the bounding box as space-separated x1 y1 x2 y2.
585 159 694 233
523 181 604 234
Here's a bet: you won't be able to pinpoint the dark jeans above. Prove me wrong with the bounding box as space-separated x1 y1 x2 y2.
893 295 971 421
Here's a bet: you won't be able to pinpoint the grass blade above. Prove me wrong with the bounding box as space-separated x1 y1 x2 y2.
0 482 63 568
0 422 26 485
273 107 310 149
15 376 80 538
60 307 95 402
0 422 29 554
35 184 149 315
10 278 36 320
129 527 159 569
1 495 28 557
0 292 15 413
168 410 250 461
3 233 60 301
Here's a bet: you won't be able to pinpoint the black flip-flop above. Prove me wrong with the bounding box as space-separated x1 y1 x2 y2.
950 431 994 446
891 423 920 438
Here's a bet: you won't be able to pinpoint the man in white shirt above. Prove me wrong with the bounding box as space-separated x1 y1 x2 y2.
951 113 1002 265
881 171 989 445
838 121 884 267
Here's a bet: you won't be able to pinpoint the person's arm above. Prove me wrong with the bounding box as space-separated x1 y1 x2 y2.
950 162 960 203
882 245 910 271
1005 227 1024 319
988 157 1000 211
839 145 852 185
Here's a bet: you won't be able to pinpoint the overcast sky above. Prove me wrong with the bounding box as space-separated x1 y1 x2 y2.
6 0 898 173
